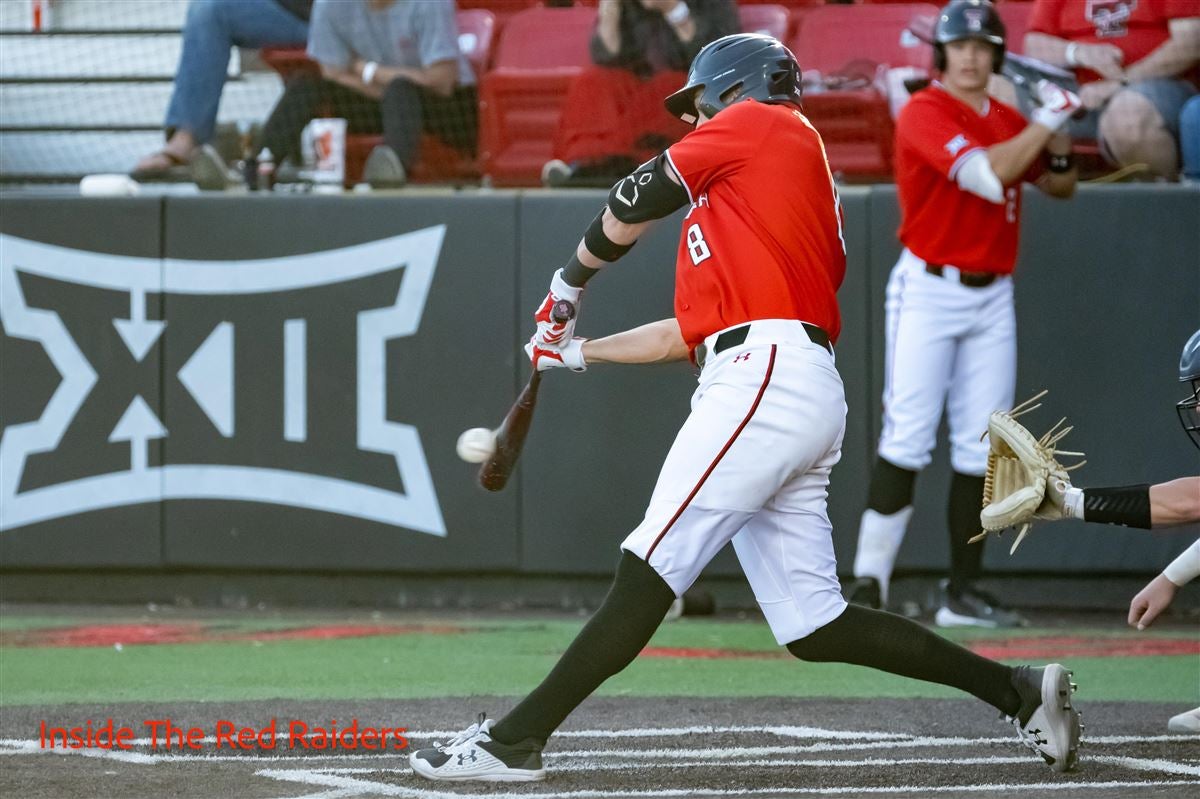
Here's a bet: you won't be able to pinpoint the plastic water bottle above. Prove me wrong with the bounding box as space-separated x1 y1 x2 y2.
256 148 275 192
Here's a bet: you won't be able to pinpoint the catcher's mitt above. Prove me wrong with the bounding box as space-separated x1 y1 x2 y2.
972 391 1086 553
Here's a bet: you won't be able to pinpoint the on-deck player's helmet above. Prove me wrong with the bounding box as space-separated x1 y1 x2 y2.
934 0 1006 74
664 33 803 125
1177 329 1200 449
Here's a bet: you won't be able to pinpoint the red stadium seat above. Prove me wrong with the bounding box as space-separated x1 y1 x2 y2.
791 3 937 179
479 5 597 186
739 4 789 41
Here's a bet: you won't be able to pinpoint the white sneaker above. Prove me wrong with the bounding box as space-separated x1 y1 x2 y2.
1007 663 1081 772
363 145 407 189
409 713 545 782
1167 706 1200 733
540 158 572 187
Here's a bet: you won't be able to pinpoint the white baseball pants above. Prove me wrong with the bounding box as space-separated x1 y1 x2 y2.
877 249 1016 476
621 319 848 645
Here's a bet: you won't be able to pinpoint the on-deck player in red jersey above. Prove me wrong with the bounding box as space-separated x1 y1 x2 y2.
1024 0 1200 177
895 84 1033 274
847 0 1080 632
412 30 1085 784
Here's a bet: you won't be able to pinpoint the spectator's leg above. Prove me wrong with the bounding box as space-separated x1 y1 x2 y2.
422 86 480 156
163 0 308 148
379 79 426 170
261 76 381 166
626 71 692 162
1099 81 1193 178
1179 95 1200 182
553 67 640 164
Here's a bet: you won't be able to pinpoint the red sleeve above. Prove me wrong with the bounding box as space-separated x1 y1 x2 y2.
1028 0 1064 36
896 96 987 182
665 100 765 199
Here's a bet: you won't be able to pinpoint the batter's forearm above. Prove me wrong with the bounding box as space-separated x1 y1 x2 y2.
576 210 654 268
581 319 689 364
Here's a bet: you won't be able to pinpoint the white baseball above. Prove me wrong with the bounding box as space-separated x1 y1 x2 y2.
456 427 496 463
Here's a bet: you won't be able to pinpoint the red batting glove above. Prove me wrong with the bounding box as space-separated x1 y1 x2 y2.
532 269 582 348
1031 80 1083 132
525 337 587 372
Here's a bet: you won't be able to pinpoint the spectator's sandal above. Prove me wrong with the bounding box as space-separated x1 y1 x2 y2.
130 149 192 183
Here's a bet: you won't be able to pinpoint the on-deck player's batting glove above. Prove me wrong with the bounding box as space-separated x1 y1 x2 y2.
973 391 1086 554
533 269 583 349
525 337 587 372
1030 80 1082 133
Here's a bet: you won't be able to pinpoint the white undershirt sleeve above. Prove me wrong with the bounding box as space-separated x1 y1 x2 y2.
1163 539 1200 587
954 150 1005 204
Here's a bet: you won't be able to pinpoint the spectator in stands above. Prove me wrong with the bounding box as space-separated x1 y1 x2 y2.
131 0 312 185
1024 0 1200 179
259 0 476 188
1181 95 1200 182
542 0 738 187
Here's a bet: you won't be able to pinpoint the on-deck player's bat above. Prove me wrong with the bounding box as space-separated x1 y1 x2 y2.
477 299 576 492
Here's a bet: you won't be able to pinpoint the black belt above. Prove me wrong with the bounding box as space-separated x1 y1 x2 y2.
695 322 831 369
925 263 997 288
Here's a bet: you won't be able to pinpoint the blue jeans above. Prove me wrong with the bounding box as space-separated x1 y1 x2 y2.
164 0 308 144
1181 95 1200 180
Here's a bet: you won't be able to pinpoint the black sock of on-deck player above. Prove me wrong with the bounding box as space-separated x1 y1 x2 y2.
947 472 986 595
489 550 676 746
787 604 1021 716
1083 484 1153 528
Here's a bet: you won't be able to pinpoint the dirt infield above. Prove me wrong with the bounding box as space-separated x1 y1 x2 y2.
3 696 1197 798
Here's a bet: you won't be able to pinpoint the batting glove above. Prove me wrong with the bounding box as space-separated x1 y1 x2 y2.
1030 80 1082 133
532 269 582 349
525 337 587 372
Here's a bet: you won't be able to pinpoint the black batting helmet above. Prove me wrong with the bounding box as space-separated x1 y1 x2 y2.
1177 329 1200 449
664 33 802 124
934 0 1006 74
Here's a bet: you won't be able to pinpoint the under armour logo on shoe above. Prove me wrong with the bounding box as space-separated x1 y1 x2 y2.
457 751 478 765
734 353 751 363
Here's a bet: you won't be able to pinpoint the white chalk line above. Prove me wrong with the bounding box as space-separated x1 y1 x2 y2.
0 729 1193 766
255 768 1200 799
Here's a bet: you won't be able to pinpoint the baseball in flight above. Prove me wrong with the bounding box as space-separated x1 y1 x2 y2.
456 427 497 463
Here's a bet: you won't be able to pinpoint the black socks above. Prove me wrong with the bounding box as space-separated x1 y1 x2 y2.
490 551 675 746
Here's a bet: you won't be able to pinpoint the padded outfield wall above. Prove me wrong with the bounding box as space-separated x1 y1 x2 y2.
0 186 1196 583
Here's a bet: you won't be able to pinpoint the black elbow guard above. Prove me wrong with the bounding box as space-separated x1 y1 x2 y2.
607 154 690 224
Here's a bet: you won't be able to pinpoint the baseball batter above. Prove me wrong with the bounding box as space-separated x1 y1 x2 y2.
847 0 1080 627
410 32 1081 783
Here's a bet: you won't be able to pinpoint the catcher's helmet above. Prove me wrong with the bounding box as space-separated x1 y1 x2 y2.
1177 328 1200 449
664 33 802 124
934 0 1006 74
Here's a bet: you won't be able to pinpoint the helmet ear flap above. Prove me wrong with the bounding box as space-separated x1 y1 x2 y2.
934 43 946 72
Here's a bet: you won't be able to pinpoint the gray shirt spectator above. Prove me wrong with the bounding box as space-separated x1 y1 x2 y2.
308 0 474 86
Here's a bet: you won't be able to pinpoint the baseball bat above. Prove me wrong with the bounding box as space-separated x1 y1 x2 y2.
477 299 576 492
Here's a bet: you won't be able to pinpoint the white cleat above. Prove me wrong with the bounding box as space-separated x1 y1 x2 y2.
409 713 546 782
1008 663 1081 773
1167 706 1200 734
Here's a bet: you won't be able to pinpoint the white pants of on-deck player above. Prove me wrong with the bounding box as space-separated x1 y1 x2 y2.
877 248 1016 476
621 319 848 646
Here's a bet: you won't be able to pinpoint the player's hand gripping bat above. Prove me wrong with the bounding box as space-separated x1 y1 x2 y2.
477 299 576 492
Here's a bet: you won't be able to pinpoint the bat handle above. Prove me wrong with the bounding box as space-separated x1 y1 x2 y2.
550 299 576 325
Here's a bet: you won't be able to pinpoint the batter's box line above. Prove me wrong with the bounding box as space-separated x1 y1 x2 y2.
322 754 1200 775
255 768 1200 799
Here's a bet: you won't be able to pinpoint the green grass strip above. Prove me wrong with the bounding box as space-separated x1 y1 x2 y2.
2 617 1196 706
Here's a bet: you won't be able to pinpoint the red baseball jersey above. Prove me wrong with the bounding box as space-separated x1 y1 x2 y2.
1029 0 1199 85
894 84 1035 275
665 100 846 350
